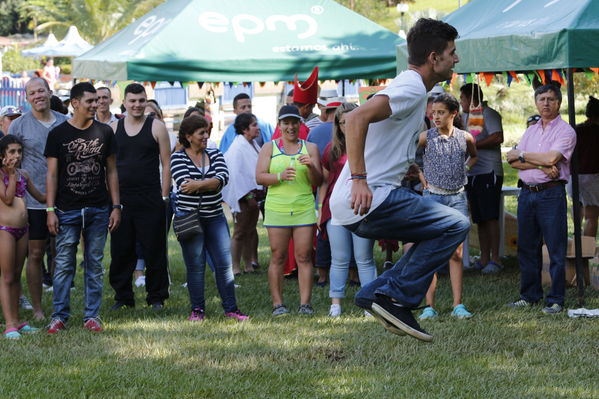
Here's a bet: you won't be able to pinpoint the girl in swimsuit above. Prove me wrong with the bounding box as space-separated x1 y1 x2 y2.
0 136 46 339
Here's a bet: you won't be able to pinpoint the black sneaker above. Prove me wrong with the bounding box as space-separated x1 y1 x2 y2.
151 303 164 311
370 310 406 336
371 295 433 342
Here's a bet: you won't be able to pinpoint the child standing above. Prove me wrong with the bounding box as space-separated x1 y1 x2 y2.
0 136 46 339
418 93 478 320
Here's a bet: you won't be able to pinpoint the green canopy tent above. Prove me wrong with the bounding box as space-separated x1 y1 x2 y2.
396 0 599 72
397 0 599 304
73 0 402 82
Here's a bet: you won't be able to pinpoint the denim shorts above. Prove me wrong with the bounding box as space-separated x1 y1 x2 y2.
423 190 469 218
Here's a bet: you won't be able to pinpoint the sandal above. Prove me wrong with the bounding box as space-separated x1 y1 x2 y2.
4 328 22 340
18 323 40 334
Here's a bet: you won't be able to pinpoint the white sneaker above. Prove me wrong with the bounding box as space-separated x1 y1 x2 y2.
19 295 33 310
134 276 146 287
329 304 341 317
364 310 373 318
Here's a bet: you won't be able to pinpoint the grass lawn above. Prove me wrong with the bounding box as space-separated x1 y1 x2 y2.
3 207 599 398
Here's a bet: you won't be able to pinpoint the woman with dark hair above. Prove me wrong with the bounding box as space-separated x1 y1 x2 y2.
318 103 377 317
171 115 248 322
568 96 599 237
417 93 478 320
256 105 322 316
222 113 263 275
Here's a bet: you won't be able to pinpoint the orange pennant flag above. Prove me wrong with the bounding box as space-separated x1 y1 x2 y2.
150 81 157 89
591 67 599 74
508 71 520 83
551 69 564 86
483 72 494 87
451 73 457 86
537 70 547 84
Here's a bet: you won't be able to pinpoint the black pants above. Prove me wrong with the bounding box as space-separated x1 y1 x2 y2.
109 192 169 305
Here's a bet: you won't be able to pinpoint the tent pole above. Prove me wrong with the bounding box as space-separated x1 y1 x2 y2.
567 68 585 306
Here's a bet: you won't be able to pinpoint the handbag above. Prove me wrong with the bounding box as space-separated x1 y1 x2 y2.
467 82 484 137
173 150 206 241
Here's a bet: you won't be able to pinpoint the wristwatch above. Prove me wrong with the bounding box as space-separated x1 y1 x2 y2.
112 204 124 210
518 151 526 163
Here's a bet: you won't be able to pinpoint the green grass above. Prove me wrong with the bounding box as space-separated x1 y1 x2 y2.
3 216 599 398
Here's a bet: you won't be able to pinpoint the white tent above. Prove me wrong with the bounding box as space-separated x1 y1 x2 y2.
21 33 59 56
22 26 92 57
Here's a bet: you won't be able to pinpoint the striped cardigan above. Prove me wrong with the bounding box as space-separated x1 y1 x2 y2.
171 148 229 217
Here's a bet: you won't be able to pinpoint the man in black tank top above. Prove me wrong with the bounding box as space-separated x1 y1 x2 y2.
108 83 172 310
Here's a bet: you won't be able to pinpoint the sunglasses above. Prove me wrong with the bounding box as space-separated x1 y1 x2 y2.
527 115 541 123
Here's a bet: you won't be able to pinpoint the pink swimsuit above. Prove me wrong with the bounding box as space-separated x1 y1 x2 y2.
0 172 29 240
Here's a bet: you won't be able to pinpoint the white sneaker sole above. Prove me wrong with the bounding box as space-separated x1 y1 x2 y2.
372 303 433 342
370 309 406 336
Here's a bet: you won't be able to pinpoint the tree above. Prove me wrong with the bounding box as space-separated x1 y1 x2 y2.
20 0 165 44
0 0 32 36
335 0 388 23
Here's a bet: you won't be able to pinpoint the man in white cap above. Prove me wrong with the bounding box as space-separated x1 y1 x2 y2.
0 106 22 137
306 89 339 131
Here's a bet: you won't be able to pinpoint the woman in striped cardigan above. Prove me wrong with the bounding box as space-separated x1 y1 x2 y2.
171 115 248 322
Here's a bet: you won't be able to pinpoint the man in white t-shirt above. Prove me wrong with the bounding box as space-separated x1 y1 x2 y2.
330 18 468 342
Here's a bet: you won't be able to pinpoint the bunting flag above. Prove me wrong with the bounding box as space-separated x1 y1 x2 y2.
181 82 189 89
259 82 266 87
508 71 520 83
591 67 599 74
465 74 473 84
450 73 457 86
536 70 547 84
524 73 535 85
504 72 512 87
584 70 595 79
482 72 494 87
150 81 157 89
551 69 565 86
197 82 204 89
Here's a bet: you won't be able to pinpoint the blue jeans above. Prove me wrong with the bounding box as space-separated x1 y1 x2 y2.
178 212 238 312
327 220 377 299
423 190 469 218
52 206 109 322
517 184 567 305
349 187 470 309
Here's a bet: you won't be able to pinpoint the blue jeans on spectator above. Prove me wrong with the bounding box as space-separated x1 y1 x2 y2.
348 187 470 309
517 184 567 305
423 190 469 218
52 206 109 322
178 211 238 312
327 220 377 299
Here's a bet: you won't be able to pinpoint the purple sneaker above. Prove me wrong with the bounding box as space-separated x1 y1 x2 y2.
188 308 205 322
224 309 249 322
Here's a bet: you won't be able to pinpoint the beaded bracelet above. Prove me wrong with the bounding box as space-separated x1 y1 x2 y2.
350 174 367 180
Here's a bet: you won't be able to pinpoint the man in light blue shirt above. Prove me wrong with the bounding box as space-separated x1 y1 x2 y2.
219 93 273 152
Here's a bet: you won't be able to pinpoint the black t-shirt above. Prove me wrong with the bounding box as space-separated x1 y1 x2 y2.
44 120 116 210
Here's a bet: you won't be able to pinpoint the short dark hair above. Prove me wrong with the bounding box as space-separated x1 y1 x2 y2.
97 86 112 96
586 96 599 119
287 89 294 97
432 93 460 114
184 107 204 119
0 135 23 159
460 83 484 103
233 93 250 109
124 83 146 97
178 115 208 148
234 113 256 135
70 82 96 101
534 84 562 103
50 95 67 114
407 18 458 66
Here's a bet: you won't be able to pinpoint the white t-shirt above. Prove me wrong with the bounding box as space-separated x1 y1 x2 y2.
330 70 427 225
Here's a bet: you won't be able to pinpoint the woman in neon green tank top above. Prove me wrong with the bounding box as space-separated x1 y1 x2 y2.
257 105 322 316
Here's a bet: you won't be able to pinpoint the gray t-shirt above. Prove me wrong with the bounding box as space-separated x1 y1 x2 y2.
8 110 69 209
462 105 503 176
